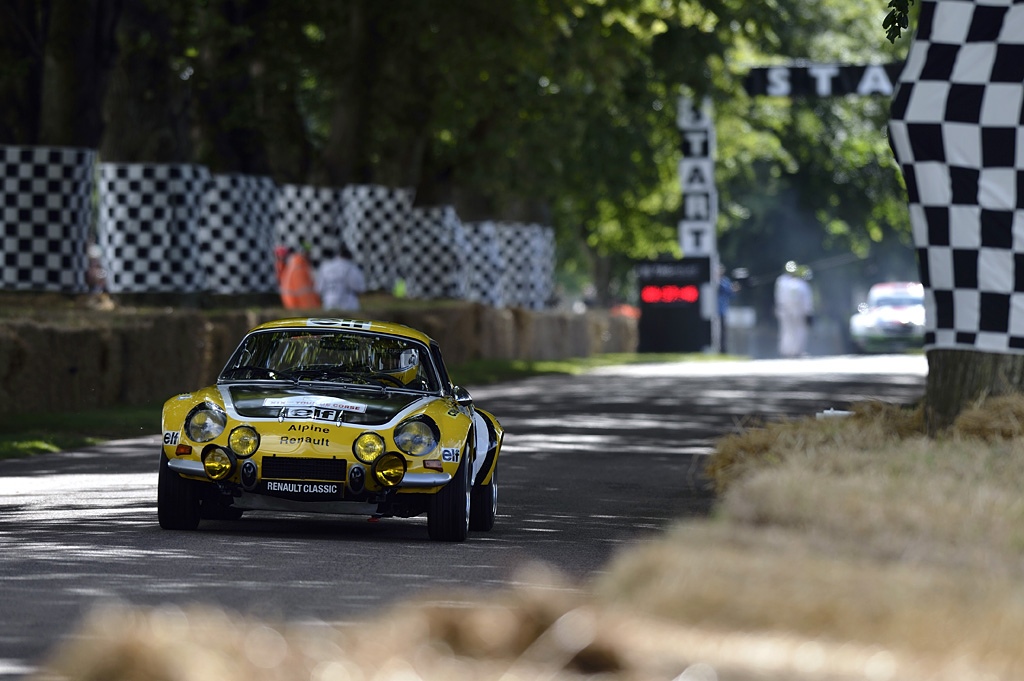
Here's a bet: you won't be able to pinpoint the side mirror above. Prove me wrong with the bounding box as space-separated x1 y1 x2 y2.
453 385 473 407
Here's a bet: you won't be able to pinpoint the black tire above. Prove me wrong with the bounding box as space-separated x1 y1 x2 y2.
158 453 201 530
427 450 470 542
469 469 497 531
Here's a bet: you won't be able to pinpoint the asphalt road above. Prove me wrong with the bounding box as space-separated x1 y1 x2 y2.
0 355 928 678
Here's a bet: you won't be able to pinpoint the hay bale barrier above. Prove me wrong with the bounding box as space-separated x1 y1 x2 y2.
0 300 636 415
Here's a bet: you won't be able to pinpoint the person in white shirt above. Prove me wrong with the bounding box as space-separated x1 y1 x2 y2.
774 261 814 358
316 245 366 311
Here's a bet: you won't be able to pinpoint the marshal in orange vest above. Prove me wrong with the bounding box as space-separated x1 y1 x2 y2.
280 252 322 309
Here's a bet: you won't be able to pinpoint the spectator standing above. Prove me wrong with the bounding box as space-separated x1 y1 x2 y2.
316 245 366 311
774 261 814 358
280 246 321 309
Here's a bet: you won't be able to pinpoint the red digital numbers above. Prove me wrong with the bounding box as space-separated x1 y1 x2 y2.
641 284 699 304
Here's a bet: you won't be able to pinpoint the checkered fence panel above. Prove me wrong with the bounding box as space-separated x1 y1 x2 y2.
463 221 506 307
342 184 413 292
97 163 210 293
537 226 556 308
0 145 95 292
889 0 1024 353
273 184 346 270
401 205 469 300
495 222 555 309
199 174 279 294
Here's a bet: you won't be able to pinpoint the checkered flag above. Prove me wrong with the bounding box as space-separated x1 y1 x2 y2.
199 174 279 294
495 223 555 310
463 221 506 307
402 205 469 300
889 0 1024 352
273 184 344 268
0 145 95 293
342 184 413 292
97 163 210 293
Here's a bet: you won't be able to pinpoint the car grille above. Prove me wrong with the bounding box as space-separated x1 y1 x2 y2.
262 457 346 482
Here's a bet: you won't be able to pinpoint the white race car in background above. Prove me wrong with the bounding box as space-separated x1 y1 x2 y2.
849 282 925 353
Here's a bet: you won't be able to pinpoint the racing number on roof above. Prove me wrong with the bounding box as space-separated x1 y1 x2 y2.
307 318 372 330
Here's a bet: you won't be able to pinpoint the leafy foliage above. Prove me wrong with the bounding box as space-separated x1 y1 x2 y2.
7 0 920 303
883 0 916 42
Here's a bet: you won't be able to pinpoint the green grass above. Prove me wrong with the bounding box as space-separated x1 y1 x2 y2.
0 403 163 460
0 353 727 459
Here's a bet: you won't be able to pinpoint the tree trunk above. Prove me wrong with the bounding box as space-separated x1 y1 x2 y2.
0 0 48 145
41 0 121 148
101 1 192 163
318 0 375 187
261 80 314 184
191 0 271 175
926 350 1024 435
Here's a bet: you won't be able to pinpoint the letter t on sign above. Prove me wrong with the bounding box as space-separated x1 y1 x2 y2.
677 95 717 258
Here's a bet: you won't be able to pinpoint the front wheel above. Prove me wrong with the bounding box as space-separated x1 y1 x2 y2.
469 469 497 531
158 453 201 530
427 451 470 542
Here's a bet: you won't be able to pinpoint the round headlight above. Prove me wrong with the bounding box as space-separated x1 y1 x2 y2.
394 418 438 456
372 453 406 487
186 405 226 443
228 425 260 458
203 447 235 480
353 432 386 464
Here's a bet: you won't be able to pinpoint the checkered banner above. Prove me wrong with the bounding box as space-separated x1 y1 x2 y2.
495 222 555 310
3 151 558 308
97 163 210 293
200 174 279 294
889 0 1024 353
274 184 345 269
342 184 413 292
0 145 95 292
402 205 469 300
463 221 506 307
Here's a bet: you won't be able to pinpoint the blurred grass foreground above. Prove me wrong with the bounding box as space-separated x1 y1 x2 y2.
27 385 1024 680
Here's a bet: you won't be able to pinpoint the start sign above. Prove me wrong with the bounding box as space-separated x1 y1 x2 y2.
635 258 712 352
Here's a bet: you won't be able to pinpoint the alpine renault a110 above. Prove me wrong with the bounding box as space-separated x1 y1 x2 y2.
158 317 502 542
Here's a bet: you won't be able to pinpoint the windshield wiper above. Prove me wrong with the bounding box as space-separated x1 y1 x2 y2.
220 365 282 381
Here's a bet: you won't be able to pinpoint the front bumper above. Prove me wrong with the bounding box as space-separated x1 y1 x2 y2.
166 457 451 488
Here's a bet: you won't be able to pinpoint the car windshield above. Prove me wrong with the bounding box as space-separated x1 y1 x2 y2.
219 329 440 392
873 295 922 307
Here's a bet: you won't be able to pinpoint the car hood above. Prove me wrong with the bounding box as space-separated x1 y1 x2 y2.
867 304 925 325
222 384 435 426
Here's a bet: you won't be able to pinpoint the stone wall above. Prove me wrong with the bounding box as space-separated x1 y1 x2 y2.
0 303 637 415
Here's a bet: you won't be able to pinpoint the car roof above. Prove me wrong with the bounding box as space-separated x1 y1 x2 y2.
248 317 436 345
869 282 922 292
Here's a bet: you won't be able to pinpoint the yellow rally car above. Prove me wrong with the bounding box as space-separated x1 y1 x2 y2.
158 317 502 542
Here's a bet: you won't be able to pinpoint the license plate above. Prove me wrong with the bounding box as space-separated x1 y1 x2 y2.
260 480 344 501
